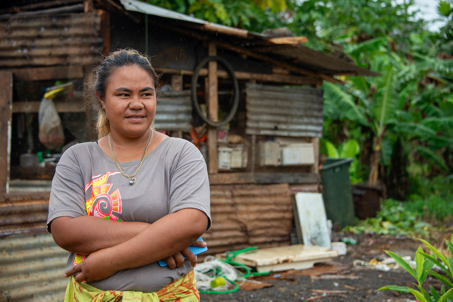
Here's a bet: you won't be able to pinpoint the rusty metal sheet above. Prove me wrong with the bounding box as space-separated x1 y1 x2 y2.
0 12 102 68
205 183 293 253
0 199 49 237
154 90 192 131
246 83 324 138
0 232 68 302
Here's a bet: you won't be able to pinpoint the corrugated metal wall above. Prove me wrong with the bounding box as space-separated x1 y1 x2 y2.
154 90 192 131
0 195 49 237
0 232 68 302
246 83 324 137
0 12 102 68
204 183 293 255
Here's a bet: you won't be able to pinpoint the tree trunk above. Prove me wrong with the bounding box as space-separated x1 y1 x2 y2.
368 135 383 186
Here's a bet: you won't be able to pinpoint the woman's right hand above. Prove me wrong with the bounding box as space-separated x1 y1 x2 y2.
164 238 206 268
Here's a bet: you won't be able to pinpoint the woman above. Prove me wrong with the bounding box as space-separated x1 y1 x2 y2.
47 49 211 301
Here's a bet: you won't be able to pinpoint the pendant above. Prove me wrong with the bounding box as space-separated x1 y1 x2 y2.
129 177 136 185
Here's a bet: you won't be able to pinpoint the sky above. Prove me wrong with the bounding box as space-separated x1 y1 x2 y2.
405 0 446 31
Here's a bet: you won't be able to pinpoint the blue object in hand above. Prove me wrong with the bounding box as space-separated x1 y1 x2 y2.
158 237 208 267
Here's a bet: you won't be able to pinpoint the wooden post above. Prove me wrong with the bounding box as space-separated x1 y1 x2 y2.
207 43 218 174
0 72 12 193
83 67 97 141
84 0 94 12
311 137 319 174
98 10 110 56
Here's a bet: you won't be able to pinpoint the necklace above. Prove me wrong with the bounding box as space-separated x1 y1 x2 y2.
108 131 153 185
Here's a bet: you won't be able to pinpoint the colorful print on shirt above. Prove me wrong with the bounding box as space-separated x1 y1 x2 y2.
74 172 123 266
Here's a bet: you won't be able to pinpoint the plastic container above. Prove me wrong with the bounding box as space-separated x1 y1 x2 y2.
320 158 355 230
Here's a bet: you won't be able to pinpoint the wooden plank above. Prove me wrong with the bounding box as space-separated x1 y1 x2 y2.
12 99 85 113
209 173 255 184
0 56 100 68
0 37 102 49
207 43 218 174
0 26 99 39
11 66 84 81
3 12 98 28
209 172 319 184
0 46 101 58
0 0 82 14
255 172 319 184
268 36 308 44
231 244 338 272
0 72 12 193
294 193 331 248
0 4 84 20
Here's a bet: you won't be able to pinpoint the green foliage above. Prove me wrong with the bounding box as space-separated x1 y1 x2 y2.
320 138 363 184
379 235 453 302
345 199 432 237
145 0 288 32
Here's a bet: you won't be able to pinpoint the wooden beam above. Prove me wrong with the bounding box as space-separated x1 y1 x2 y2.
155 67 320 86
0 72 12 193
207 43 218 174
0 3 84 20
11 66 84 81
268 36 308 44
0 56 100 68
12 99 85 113
209 172 320 185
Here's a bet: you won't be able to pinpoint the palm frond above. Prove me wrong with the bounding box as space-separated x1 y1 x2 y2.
415 145 449 171
322 81 368 125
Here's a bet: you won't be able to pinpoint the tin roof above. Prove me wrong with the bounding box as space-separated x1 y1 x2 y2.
119 0 378 77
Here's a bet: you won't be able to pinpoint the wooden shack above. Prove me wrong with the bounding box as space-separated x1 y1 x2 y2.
0 1 375 300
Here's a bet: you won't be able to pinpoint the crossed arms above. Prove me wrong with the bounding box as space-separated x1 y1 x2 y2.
50 208 208 283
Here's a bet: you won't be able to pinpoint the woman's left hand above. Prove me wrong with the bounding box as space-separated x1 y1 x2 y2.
164 238 207 268
65 250 118 282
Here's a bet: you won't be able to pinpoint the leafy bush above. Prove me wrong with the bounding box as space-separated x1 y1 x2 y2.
379 236 453 301
345 199 432 237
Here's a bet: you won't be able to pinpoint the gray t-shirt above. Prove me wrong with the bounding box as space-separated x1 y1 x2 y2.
47 137 211 292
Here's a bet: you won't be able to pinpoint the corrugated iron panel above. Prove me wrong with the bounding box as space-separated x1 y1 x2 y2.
154 90 192 131
0 12 102 68
204 184 293 254
246 83 323 138
0 232 68 302
0 198 49 236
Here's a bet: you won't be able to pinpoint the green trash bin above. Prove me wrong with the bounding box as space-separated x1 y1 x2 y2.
320 158 355 230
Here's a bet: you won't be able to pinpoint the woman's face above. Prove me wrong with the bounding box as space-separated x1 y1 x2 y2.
99 64 156 139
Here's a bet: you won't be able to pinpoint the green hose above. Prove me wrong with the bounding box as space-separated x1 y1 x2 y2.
199 246 270 294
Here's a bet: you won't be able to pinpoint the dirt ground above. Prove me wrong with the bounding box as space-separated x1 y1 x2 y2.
200 232 448 302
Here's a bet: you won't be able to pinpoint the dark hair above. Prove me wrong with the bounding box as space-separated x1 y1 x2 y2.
95 49 159 98
95 49 159 138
